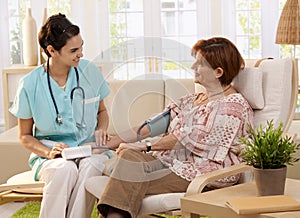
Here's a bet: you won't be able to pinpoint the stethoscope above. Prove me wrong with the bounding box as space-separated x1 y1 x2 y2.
46 58 85 127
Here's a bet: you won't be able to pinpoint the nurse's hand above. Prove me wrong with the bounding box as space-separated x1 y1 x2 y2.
116 142 146 155
95 129 111 146
49 142 69 159
82 142 107 154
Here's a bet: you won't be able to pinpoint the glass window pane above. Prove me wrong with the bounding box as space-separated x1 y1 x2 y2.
236 36 249 58
162 46 179 61
162 36 195 60
8 1 26 65
279 44 294 58
113 61 144 80
126 12 144 37
10 40 22 64
280 0 287 9
296 46 300 58
48 0 71 17
249 36 261 58
110 41 128 60
161 37 194 79
110 0 127 12
236 11 249 35
109 1 144 44
162 61 181 78
161 11 177 35
178 36 197 52
249 11 261 34
235 1 261 59
249 0 260 9
160 0 196 78
178 11 196 35
110 13 127 38
179 0 196 10
162 61 193 79
161 0 176 9
236 0 248 10
127 0 143 11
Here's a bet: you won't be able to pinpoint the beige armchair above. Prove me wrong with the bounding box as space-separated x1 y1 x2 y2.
84 58 299 216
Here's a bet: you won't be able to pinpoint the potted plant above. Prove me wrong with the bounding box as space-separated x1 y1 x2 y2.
240 119 300 196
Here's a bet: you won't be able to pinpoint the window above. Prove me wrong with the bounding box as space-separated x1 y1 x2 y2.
108 0 145 80
8 1 71 65
235 0 261 58
105 0 196 80
160 0 197 79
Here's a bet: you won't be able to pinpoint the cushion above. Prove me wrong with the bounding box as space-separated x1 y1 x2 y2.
253 58 292 128
84 175 185 215
6 170 43 194
233 67 264 109
7 171 35 184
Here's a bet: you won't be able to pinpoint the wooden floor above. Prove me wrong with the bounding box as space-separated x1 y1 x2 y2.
0 202 27 218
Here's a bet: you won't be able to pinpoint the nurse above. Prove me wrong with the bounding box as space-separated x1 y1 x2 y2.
9 13 111 218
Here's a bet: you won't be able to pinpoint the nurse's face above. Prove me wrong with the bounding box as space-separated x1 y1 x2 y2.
58 34 84 67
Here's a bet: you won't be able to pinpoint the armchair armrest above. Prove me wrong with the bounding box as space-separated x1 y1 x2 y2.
186 163 253 196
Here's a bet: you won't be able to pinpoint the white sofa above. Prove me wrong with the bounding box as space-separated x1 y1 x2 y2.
0 77 195 184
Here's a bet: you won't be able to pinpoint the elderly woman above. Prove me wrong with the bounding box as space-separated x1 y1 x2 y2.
98 37 254 218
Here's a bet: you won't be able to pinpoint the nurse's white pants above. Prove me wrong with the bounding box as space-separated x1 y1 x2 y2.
38 154 108 218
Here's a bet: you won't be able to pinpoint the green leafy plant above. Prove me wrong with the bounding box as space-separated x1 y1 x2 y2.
240 120 300 169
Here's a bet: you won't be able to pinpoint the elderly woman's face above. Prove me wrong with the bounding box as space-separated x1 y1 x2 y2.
191 54 215 86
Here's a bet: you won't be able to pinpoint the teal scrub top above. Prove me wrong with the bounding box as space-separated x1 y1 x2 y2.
9 59 110 177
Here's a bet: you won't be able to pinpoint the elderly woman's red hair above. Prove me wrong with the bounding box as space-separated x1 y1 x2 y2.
191 37 245 86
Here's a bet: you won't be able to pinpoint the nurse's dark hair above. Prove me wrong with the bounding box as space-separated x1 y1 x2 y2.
191 37 245 86
38 13 80 57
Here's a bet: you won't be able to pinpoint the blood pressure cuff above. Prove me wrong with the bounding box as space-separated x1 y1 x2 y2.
137 109 171 141
146 109 171 137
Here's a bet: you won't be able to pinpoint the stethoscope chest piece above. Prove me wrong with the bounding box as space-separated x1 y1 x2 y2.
56 115 63 125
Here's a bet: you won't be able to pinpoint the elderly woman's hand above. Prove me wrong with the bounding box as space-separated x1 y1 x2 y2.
116 142 146 155
95 129 111 146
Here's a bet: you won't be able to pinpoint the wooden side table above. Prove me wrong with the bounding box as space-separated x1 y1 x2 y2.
181 179 300 218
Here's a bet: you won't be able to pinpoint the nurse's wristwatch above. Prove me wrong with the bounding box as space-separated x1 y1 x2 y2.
145 140 152 152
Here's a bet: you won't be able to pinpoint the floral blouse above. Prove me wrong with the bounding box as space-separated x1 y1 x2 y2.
152 93 253 187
